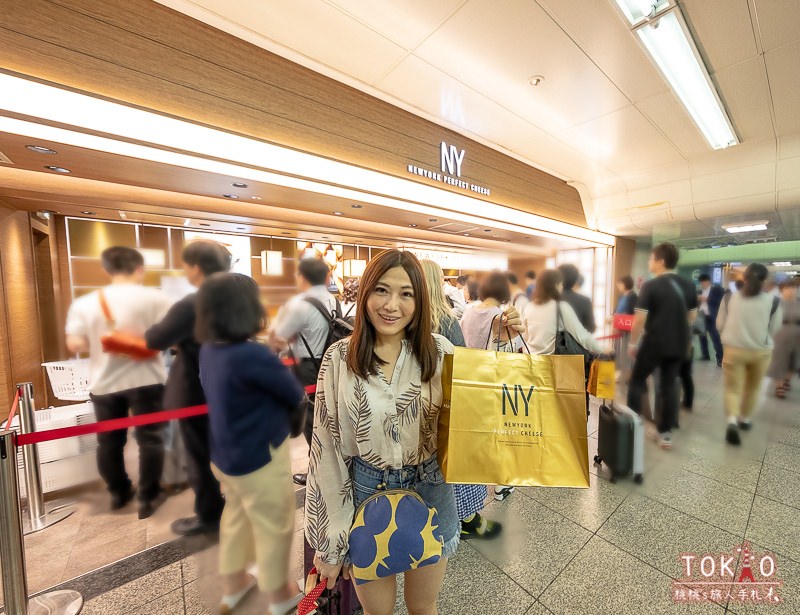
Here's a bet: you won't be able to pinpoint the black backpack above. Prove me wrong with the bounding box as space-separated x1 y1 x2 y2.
299 297 354 369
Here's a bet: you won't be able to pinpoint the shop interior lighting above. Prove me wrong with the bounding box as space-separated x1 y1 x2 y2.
773 262 792 267
26 144 57 154
343 259 366 277
0 73 614 247
722 221 768 233
261 249 283 276
610 1 738 150
44 165 70 173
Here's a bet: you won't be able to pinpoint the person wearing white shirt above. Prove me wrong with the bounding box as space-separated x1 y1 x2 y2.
65 247 172 518
443 279 467 319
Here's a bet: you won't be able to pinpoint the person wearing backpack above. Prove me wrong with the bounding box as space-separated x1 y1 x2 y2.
267 257 344 486
716 264 782 445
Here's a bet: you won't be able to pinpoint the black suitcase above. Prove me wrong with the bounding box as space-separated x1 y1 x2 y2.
303 535 362 615
594 402 644 484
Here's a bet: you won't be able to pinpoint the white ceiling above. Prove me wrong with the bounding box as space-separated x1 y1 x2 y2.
155 0 800 243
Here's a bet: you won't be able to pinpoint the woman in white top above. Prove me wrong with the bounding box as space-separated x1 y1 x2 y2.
716 263 783 445
306 250 458 614
522 269 607 356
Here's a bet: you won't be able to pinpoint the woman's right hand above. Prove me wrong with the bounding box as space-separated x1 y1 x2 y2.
313 555 349 590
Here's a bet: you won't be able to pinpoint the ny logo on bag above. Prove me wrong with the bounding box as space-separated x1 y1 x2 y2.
501 384 536 416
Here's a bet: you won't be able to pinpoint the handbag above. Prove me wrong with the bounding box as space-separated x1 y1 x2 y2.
554 303 593 371
438 346 589 487
587 359 616 399
98 291 159 360
348 489 444 585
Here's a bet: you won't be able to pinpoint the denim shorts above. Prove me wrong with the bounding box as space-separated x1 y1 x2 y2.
351 456 460 560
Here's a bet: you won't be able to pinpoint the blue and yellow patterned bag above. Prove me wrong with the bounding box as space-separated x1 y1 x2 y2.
349 489 444 585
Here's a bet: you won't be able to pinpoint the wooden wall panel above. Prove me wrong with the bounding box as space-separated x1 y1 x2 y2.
0 201 47 411
0 0 587 227
0 206 12 420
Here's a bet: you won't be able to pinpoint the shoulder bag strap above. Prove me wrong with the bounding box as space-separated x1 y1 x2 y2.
666 276 687 307
766 295 780 344
98 290 115 326
304 296 334 323
485 314 500 350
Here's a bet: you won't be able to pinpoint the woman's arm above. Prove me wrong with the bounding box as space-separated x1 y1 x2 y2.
560 302 606 355
306 346 353 575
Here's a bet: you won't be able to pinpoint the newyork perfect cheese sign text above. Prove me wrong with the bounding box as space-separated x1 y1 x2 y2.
407 142 491 196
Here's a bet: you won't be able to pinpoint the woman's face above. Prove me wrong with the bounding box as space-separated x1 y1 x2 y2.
366 266 416 340
556 281 564 294
616 281 625 294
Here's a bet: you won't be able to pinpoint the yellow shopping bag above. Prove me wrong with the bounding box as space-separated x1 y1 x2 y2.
587 359 616 400
438 348 589 488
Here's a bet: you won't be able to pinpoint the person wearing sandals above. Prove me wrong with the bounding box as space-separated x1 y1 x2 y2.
766 281 799 399
196 274 304 615
717 264 783 445
459 271 525 503
306 250 459 615
421 260 503 541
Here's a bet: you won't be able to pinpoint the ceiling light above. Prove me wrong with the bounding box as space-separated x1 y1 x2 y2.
44 165 70 173
261 250 283 276
251 196 262 200
773 262 792 267
428 218 438 223
722 221 768 233
351 204 363 209
611 3 738 150
484 229 492 232
199 223 211 227
231 182 248 188
222 194 239 199
281 231 291 235
236 226 247 231
463 233 470 236
0 74 614 247
528 75 545 87
333 211 344 216
26 145 57 154
80 211 95 215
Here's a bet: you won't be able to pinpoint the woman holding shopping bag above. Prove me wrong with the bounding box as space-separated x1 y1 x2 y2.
306 250 459 615
459 271 526 503
421 260 503 541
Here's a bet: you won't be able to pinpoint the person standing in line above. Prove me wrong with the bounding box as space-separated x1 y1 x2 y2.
558 264 596 333
627 243 698 450
460 271 525 501
65 247 172 518
615 276 638 316
717 264 782 445
196 273 304 615
145 241 231 536
267 258 336 486
466 280 480 305
421 260 502 541
307 250 459 614
506 271 529 319
525 271 537 300
697 273 726 366
767 281 800 399
443 276 468 319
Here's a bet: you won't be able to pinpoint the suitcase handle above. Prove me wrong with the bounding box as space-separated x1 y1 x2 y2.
298 567 326 615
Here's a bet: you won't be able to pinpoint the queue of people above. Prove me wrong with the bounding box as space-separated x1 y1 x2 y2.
63 239 795 614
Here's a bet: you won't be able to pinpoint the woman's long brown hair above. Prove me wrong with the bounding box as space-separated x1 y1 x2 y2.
346 250 438 382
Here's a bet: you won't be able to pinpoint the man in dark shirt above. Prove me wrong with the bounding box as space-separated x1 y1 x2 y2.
145 241 231 536
558 263 596 333
697 273 726 366
627 243 698 449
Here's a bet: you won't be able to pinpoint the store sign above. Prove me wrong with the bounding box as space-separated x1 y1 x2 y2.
407 141 491 196
404 248 507 272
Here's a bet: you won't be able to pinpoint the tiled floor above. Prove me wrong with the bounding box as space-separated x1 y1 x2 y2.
25 362 800 613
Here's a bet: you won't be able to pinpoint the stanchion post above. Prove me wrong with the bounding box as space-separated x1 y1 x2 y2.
16 383 45 525
0 430 30 615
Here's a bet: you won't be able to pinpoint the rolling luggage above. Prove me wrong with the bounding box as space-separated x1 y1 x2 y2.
594 402 644 484
303 535 361 615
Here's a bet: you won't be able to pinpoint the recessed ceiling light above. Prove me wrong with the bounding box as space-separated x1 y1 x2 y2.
428 218 438 222
222 194 239 199
231 182 248 188
351 204 363 209
528 75 545 87
464 233 471 236
281 231 291 235
199 223 211 227
236 226 246 231
321 236 329 239
333 211 344 216
26 145 57 154
251 196 262 201
773 261 792 267
484 229 492 232
409 224 418 227
44 165 70 173
81 211 95 215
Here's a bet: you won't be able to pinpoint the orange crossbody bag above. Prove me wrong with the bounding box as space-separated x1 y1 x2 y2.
99 290 159 361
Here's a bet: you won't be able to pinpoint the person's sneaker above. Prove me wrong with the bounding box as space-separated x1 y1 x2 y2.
494 486 515 501
460 513 503 540
171 516 219 537
737 420 753 431
726 424 741 446
110 486 135 511
138 491 167 520
657 432 673 450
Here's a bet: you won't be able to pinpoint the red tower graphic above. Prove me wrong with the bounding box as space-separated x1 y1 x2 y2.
737 543 756 583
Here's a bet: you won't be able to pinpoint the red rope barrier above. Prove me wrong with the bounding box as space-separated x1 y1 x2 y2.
596 334 623 341
15 383 316 447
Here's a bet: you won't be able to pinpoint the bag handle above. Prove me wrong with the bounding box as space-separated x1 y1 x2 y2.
98 290 115 326
298 567 327 615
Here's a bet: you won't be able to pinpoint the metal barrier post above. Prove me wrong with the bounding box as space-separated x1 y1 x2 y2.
0 430 84 615
0 430 30 615
15 383 75 534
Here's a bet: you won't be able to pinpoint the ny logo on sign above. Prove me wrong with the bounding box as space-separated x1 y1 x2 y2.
440 142 465 177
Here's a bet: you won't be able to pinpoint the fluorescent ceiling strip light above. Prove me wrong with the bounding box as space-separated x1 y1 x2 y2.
773 262 792 267
0 73 613 246
611 3 738 150
0 115 608 248
722 222 768 233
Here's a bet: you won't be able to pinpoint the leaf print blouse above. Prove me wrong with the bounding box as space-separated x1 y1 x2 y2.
305 333 455 565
